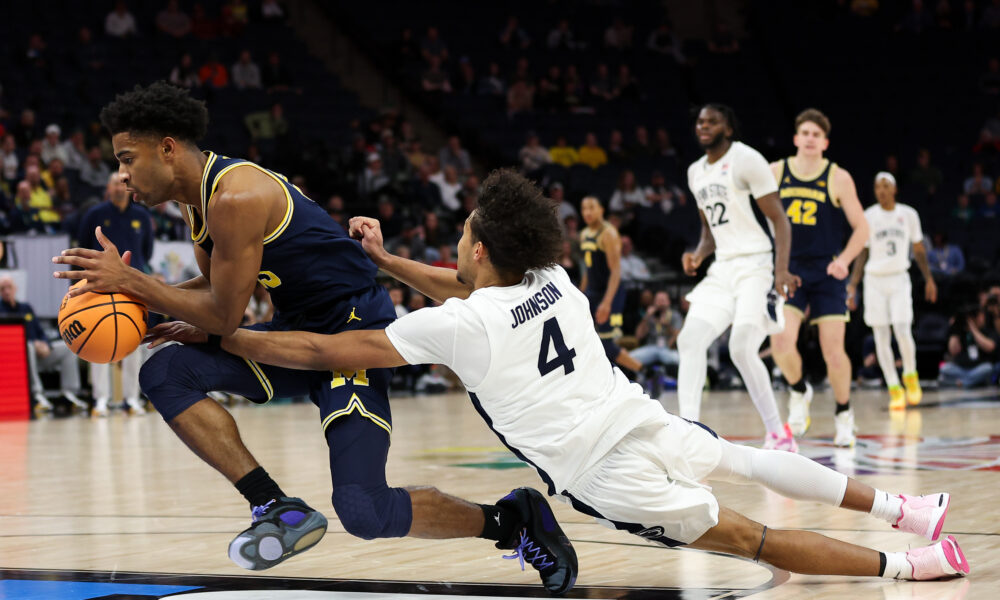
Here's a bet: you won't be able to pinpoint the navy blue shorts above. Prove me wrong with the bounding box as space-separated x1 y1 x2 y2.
787 257 849 323
587 287 626 336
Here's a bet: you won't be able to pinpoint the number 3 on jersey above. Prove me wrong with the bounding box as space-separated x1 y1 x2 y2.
538 317 577 376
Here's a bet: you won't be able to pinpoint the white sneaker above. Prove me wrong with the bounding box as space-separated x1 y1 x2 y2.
63 390 88 410
33 393 53 411
126 397 146 415
834 408 857 447
787 381 813 436
92 397 110 418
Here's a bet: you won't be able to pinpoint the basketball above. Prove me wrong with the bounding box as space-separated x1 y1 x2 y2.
57 281 148 364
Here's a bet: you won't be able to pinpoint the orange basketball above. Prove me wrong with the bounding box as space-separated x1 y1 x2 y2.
57 281 148 364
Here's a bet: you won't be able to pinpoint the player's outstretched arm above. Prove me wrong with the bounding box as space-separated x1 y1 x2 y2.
223 328 409 372
831 167 869 279
349 216 474 302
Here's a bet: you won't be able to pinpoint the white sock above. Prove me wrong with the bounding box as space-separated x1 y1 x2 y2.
870 489 903 524
729 324 782 434
882 551 913 579
892 322 917 375
872 325 900 387
676 317 721 421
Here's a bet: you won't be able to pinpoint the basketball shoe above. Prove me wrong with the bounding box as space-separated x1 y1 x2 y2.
229 497 328 570
92 397 110 418
888 385 906 411
903 372 922 406
904 536 969 580
787 381 813 436
834 408 856 447
63 390 88 411
125 397 146 415
496 488 577 596
894 492 950 541
763 423 799 452
33 393 53 413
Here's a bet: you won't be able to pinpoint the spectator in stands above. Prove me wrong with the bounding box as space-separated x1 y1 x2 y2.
884 153 901 182
708 21 740 53
72 27 105 73
928 232 966 276
644 170 685 214
982 0 1000 28
454 57 477 94
80 147 111 189
631 290 683 369
562 65 585 110
7 181 45 233
437 165 462 212
42 158 66 191
40 124 67 166
150 202 187 240
438 136 472 176
907 148 943 196
389 287 408 318
980 192 1000 218
156 0 192 38
547 19 579 50
244 102 289 163
358 153 390 201
477 61 506 96
964 162 994 195
13 109 39 148
897 0 934 34
381 134 410 182
647 23 686 64
198 53 229 88
377 199 405 245
325 194 347 226
939 305 998 387
431 244 458 270
0 276 85 412
191 3 220 39
406 139 429 171
259 0 286 22
589 63 617 102
609 169 645 213
506 77 534 116
537 65 564 112
262 51 295 93
607 129 628 164
619 235 651 285
105 1 138 38
24 165 58 224
420 26 449 64
558 240 581 285
421 56 452 94
549 182 577 225
549 135 578 167
615 64 640 102
1 136 19 184
577 132 608 169
979 57 1000 95
519 132 551 175
221 0 249 36
952 193 975 221
170 53 201 88
604 17 634 50
630 125 654 159
412 163 443 210
232 50 262 89
655 128 679 160
498 15 531 50
22 33 50 79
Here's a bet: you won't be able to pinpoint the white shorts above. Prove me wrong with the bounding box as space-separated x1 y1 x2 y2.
863 272 913 327
685 252 773 333
561 411 723 545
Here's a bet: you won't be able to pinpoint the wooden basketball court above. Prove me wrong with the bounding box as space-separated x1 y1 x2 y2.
1 386 996 598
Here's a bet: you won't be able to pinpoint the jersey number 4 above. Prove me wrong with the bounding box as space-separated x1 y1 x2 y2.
538 317 577 376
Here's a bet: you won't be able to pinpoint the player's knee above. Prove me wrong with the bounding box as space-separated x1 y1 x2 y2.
676 325 700 353
332 483 412 540
138 345 202 422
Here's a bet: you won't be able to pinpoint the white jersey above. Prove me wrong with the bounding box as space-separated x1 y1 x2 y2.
385 265 667 492
863 203 923 276
687 141 778 260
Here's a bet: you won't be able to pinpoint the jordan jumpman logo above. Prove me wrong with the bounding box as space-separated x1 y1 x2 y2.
347 307 362 323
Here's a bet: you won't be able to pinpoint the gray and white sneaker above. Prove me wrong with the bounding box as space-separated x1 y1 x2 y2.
125 397 146 415
787 381 813 436
63 390 88 411
92 397 110 418
834 408 857 447
33 393 53 412
229 497 328 570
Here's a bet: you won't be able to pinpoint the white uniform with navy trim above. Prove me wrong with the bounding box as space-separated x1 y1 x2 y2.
862 203 923 326
385 265 723 544
685 141 779 331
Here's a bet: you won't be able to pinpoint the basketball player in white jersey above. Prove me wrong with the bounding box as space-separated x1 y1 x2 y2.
847 172 937 410
148 169 967 583
681 104 801 451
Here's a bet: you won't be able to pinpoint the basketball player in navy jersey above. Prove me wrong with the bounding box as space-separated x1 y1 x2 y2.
51 82 576 594
769 109 869 447
579 196 642 373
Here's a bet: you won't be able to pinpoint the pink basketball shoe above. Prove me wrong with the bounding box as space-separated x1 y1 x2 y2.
905 536 969 580
894 492 950 541
763 423 799 453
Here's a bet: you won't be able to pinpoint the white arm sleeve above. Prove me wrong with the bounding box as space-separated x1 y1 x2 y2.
384 299 491 387
734 146 779 198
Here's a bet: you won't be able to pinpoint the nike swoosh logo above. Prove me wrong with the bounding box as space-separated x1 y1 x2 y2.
494 514 501 525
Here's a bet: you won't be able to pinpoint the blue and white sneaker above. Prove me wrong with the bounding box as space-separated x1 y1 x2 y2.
229 496 328 570
496 488 578 596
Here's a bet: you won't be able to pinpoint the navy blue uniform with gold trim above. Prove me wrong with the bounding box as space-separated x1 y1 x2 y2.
139 153 410 539
779 158 849 322
580 223 625 360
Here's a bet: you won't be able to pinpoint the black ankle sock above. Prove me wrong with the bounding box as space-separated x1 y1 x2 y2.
878 551 887 576
789 378 807 393
235 466 286 507
478 504 518 543
835 401 851 415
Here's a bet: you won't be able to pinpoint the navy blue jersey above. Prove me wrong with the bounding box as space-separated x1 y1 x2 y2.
186 152 381 325
79 201 154 272
581 223 612 296
779 158 848 260
0 300 45 341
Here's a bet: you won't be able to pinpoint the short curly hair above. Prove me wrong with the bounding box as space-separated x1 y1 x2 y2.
470 169 562 279
100 81 209 142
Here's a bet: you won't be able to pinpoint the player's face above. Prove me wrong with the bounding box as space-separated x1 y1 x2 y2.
580 198 602 226
695 108 729 150
874 179 896 205
793 121 829 156
456 216 475 285
112 132 174 206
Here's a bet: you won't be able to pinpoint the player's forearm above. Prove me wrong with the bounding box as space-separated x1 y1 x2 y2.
175 275 210 291
601 268 622 305
839 222 870 264
126 274 242 335
222 328 332 371
770 216 792 274
913 246 934 282
378 254 473 303
693 226 716 260
849 248 868 289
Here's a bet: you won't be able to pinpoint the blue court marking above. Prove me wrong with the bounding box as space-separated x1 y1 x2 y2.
0 579 200 599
